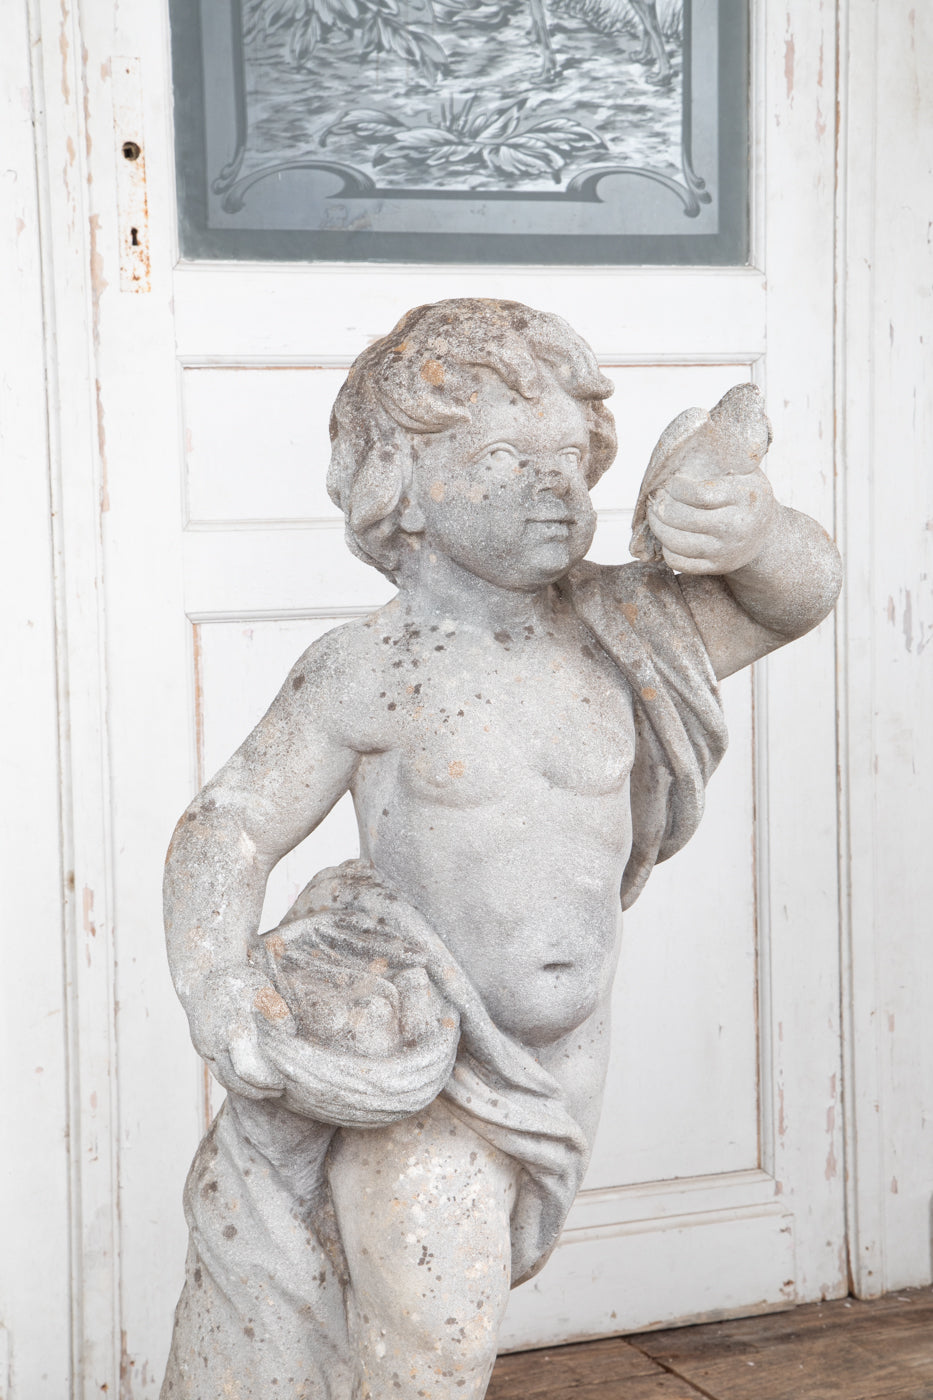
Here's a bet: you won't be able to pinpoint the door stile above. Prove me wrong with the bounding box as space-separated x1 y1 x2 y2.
26 0 122 1392
836 0 933 1298
834 0 887 1302
758 0 847 1302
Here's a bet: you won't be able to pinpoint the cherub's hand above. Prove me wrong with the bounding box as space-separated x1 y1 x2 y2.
646 467 777 576
186 966 290 1100
631 383 775 569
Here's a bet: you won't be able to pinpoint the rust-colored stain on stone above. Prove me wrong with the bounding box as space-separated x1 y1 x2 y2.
448 760 465 778
420 359 445 386
264 933 285 961
640 687 658 701
254 985 290 1022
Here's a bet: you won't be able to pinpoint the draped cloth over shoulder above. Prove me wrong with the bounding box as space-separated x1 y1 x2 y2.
564 560 728 909
161 563 727 1400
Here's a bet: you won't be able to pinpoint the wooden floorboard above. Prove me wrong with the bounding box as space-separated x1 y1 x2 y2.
487 1289 933 1399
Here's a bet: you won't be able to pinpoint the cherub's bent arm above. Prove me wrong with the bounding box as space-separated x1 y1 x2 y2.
639 387 842 680
164 635 360 1096
677 503 842 680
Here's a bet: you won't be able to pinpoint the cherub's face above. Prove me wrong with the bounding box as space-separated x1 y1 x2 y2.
406 368 597 590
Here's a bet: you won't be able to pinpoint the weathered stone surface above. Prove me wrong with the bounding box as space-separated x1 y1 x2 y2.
161 299 842 1399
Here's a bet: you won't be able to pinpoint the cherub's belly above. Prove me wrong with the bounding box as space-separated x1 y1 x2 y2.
358 786 630 1047
461 917 623 1046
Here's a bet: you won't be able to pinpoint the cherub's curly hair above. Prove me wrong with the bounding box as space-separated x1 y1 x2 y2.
327 298 617 581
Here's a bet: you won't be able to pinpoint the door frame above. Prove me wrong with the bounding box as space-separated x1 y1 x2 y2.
7 0 921 1392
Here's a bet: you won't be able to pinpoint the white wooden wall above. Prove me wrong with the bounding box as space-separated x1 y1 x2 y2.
2 0 932 1396
1 5 72 1394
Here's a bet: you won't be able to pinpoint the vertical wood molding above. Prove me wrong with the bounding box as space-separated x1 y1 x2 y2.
760 0 848 1301
836 0 887 1300
0 3 72 1395
26 0 122 1389
838 0 933 1295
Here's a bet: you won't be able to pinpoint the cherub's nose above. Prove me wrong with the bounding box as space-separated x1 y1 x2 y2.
536 459 573 497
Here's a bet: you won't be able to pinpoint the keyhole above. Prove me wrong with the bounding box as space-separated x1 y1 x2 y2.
130 228 140 246
122 141 141 161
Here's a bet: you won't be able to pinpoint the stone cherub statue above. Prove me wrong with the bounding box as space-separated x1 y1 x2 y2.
161 299 841 1399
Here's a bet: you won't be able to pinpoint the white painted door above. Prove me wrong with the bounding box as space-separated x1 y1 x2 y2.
21 0 844 1391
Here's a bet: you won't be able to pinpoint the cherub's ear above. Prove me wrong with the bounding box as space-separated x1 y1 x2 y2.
398 498 426 534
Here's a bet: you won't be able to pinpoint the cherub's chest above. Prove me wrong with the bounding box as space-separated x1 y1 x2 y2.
368 633 636 806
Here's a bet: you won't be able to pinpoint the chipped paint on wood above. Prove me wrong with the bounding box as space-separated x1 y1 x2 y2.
87 202 109 510
784 29 795 102
112 59 150 293
88 172 110 508
95 377 109 512
58 0 70 105
825 1076 838 1180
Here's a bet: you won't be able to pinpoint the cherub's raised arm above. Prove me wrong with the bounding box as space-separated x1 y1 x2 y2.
164 632 360 1098
634 386 842 680
670 494 842 679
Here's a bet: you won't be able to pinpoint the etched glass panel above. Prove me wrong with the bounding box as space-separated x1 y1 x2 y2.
171 0 748 263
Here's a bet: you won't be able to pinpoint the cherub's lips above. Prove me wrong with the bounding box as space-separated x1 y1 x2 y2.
527 515 573 534
526 517 574 546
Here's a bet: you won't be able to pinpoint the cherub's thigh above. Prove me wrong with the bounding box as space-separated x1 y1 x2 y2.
328 1097 519 1357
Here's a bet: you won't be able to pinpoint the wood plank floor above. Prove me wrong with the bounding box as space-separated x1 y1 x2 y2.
488 1288 933 1399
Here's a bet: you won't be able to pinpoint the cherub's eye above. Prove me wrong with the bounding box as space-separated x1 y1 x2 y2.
559 447 583 467
486 445 517 466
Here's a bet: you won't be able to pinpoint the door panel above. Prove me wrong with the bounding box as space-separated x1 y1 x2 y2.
184 343 778 1352
183 367 347 524
57 0 844 1388
587 667 758 1190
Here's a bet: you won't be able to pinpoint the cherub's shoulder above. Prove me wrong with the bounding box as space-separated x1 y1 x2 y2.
566 558 710 662
569 559 682 609
271 603 405 750
288 600 402 675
